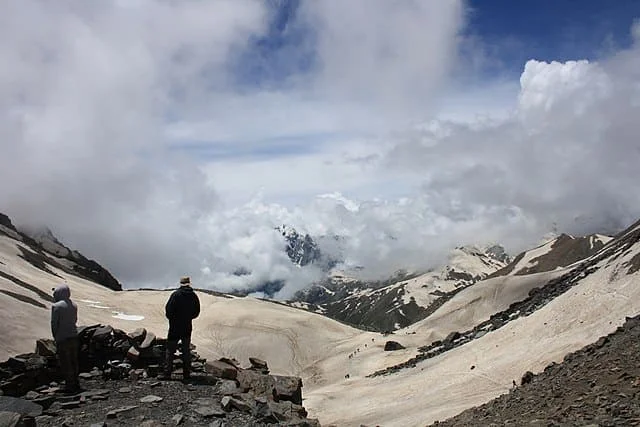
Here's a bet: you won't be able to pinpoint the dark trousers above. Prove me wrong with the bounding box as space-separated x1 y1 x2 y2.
57 337 79 391
165 335 191 378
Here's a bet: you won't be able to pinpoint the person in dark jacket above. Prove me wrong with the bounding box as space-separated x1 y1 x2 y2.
162 276 200 380
51 284 80 393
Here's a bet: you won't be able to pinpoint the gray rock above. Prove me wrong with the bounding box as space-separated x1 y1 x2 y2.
194 406 225 418
118 387 132 393
0 397 42 417
106 405 138 418
22 392 39 401
172 413 184 425
206 361 237 380
31 396 55 410
140 395 163 403
127 328 147 345
384 341 405 351
89 423 106 427
127 346 140 362
139 421 162 427
0 411 20 427
208 421 224 427
35 415 54 425
60 401 81 409
80 389 110 400
91 325 113 341
249 357 268 369
193 398 217 407
272 375 303 405
34 339 56 359
215 380 243 396
140 332 156 349
220 396 252 413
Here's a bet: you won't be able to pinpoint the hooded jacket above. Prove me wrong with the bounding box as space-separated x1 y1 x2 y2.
51 284 78 343
165 285 200 339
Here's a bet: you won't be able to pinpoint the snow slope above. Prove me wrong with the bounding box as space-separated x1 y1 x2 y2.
1 215 638 426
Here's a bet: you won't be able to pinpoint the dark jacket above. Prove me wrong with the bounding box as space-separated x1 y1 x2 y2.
165 285 200 339
51 284 78 343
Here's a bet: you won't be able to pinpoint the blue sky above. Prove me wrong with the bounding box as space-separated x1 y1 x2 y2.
464 0 640 77
233 0 640 88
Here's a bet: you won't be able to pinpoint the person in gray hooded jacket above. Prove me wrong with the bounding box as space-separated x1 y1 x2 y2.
51 284 80 393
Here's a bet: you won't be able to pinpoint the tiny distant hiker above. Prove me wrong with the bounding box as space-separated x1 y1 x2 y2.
51 284 80 394
162 276 200 381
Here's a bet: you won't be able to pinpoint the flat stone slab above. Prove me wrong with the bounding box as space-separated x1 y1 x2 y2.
194 406 226 417
106 405 138 419
140 395 163 403
0 396 43 417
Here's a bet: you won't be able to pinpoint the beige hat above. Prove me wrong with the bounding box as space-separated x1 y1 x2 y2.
179 276 191 285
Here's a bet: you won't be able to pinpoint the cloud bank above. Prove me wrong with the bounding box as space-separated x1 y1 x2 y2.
1 1 639 298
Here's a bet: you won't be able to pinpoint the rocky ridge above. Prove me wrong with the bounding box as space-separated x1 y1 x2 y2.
0 325 318 426
0 213 121 291
489 233 611 278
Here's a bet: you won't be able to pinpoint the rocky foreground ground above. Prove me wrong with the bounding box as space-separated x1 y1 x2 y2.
433 314 640 426
0 325 319 426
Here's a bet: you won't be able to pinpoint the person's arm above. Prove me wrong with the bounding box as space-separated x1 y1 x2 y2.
51 306 59 340
192 294 200 319
165 293 176 320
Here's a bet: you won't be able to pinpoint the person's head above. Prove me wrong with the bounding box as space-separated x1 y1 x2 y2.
52 284 71 302
179 276 191 286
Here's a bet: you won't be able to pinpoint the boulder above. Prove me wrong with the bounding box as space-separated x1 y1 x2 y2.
443 331 461 345
218 358 241 370
249 357 268 370
206 361 238 380
272 375 303 405
34 340 56 359
521 371 534 385
126 347 140 362
7 355 46 374
127 328 147 347
384 341 405 351
221 396 252 413
236 370 274 396
140 332 156 350
91 325 113 342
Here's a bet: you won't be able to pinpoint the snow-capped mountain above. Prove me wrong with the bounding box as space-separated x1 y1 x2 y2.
490 233 612 277
2 208 640 426
289 244 512 331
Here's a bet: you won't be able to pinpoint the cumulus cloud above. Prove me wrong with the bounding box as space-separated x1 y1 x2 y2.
384 40 640 248
4 1 637 299
0 1 467 297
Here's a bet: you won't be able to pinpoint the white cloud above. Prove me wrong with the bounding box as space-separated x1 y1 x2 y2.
0 1 467 297
384 42 640 247
3 1 637 299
